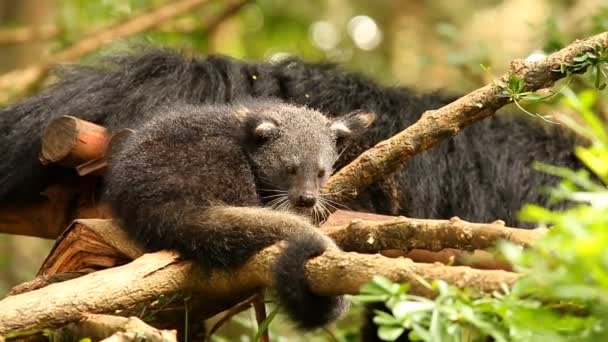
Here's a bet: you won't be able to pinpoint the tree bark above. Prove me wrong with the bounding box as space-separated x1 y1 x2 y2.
52 314 177 342
322 32 608 205
0 247 519 336
39 116 109 167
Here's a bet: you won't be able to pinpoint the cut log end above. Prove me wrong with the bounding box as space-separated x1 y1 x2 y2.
40 115 109 166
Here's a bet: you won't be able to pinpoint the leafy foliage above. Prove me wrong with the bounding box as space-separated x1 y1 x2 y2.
559 44 608 90
354 89 608 341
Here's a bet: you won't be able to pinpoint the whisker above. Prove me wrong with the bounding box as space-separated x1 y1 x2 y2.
319 188 349 196
313 203 323 223
337 146 349 161
262 193 289 199
265 196 287 203
318 198 336 210
316 200 331 222
319 196 351 211
277 198 291 212
266 196 288 209
315 198 327 217
258 188 288 193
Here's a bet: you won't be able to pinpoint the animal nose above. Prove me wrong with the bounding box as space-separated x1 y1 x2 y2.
297 193 317 207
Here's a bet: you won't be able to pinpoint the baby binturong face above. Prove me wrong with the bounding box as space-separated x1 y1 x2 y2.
245 104 375 221
247 114 337 219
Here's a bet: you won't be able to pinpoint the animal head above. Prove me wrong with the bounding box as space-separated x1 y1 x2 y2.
240 100 375 218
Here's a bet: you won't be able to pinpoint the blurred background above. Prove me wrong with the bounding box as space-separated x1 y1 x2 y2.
0 0 606 340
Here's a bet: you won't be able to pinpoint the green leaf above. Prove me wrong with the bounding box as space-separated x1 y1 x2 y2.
373 310 404 326
392 301 434 320
378 325 406 341
518 204 555 223
254 305 279 342
574 146 608 184
429 307 443 342
352 294 390 304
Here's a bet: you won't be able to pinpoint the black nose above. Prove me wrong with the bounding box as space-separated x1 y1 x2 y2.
297 193 317 207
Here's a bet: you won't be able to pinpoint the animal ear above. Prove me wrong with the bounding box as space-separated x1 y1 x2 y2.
330 110 376 141
254 121 279 141
243 115 279 145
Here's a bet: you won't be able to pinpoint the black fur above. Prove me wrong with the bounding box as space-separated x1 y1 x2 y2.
106 100 353 329
273 232 349 329
0 47 579 229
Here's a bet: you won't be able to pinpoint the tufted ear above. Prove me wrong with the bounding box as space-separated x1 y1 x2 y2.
254 121 278 141
243 115 279 145
330 110 376 142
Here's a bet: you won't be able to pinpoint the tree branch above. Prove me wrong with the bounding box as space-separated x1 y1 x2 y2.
0 0 251 46
323 214 545 253
322 32 608 204
0 0 215 103
0 25 60 45
0 246 519 336
52 314 177 342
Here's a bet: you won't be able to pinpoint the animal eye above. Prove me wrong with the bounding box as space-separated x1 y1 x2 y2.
286 165 297 175
317 169 326 178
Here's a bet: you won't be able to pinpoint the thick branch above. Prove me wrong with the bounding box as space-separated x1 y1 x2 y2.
0 247 519 336
322 32 608 204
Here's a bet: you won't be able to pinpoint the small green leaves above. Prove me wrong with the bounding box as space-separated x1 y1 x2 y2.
497 74 560 124
560 44 608 90
354 275 410 306
498 74 532 101
355 276 516 342
378 324 406 341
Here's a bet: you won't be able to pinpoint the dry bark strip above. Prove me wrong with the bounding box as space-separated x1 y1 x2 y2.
322 32 608 204
0 247 519 336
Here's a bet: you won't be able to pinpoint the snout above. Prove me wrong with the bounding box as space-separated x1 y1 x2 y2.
295 192 317 208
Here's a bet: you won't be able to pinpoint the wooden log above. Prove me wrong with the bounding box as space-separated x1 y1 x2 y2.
39 116 109 166
0 180 111 239
75 128 136 176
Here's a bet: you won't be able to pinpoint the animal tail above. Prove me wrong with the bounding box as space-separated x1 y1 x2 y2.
273 232 349 329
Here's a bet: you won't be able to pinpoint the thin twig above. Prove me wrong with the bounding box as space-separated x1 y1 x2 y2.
207 294 257 339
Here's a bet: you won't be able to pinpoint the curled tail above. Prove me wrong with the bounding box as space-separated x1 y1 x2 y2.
273 232 349 329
